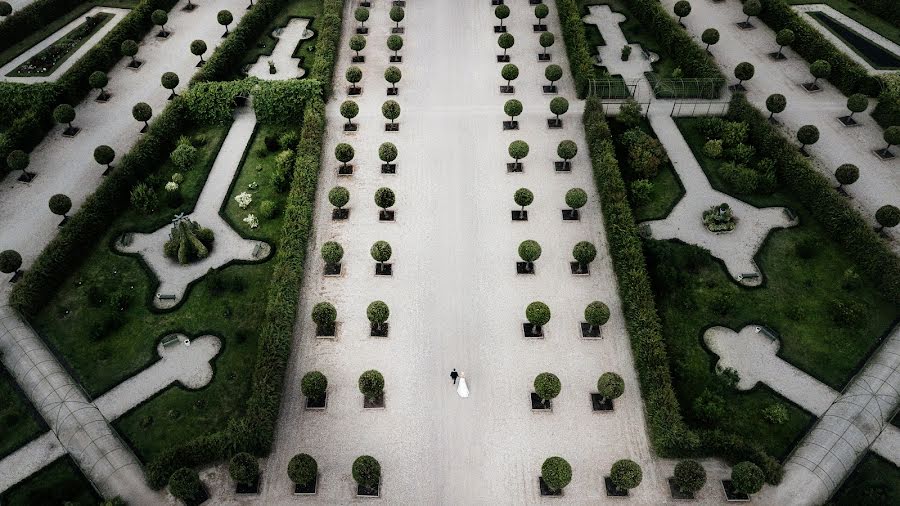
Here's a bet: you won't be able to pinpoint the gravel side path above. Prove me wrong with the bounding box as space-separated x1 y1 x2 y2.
0 7 131 83
246 17 312 80
0 432 65 493
871 425 900 467
658 0 900 249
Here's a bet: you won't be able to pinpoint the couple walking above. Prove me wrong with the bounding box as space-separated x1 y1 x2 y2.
450 369 469 398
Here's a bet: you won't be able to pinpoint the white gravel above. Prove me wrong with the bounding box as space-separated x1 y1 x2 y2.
584 5 655 80
247 17 312 80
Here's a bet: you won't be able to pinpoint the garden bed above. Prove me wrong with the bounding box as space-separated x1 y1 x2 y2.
828 452 900 505
238 0 324 78
0 456 99 506
0 366 45 459
7 11 114 77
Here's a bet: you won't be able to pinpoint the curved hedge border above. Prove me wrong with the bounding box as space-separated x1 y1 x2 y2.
554 0 595 99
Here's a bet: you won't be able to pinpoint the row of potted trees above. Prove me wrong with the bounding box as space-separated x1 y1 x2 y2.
344 65 403 96
288 453 382 497
500 98 569 130
333 141 399 175
340 99 401 132
327 185 397 221
514 239 598 275
511 186 587 221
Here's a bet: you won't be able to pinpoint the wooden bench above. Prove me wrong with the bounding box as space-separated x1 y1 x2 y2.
157 293 177 301
756 325 778 341
252 243 263 258
739 272 759 281
783 207 797 221
161 334 182 347
118 232 133 247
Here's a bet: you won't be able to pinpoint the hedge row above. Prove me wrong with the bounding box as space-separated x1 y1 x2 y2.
0 0 84 53
727 93 900 306
191 0 291 83
554 0 595 99
583 97 783 482
755 0 881 97
308 0 344 98
182 79 322 125
872 73 900 129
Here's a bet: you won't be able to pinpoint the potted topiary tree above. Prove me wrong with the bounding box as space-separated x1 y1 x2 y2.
701 28 719 53
380 142 398 173
132 102 152 133
512 188 533 221
54 104 78 137
501 63 518 94
329 186 350 220
350 34 366 63
674 1 691 25
765 93 786 123
289 453 318 494
738 0 761 29
725 461 764 500
355 7 369 34
804 59 831 92
571 241 596 275
346 66 363 96
168 467 207 504
771 28 794 60
371 240 393 275
533 4 549 32
582 301 610 339
497 32 514 62
532 372 561 410
508 140 529 172
161 71 179 99
311 301 337 338
524 301 550 337
731 62 754 92
544 64 562 94
375 187 396 221
89 71 109 102
335 143 354 175
94 145 115 175
563 187 587 220
0 2 11 17
367 300 390 337
48 194 72 226
876 126 900 159
504 99 522 130
218 9 233 37
539 31 554 61
539 456 571 496
353 455 381 496
834 163 859 194
385 66 401 95
387 34 403 63
359 371 385 409
7 150 33 182
229 452 260 493
839 93 868 126
594 371 624 410
382 100 401 131
121 39 141 68
548 97 568 128
607 459 642 496
876 204 900 233
671 460 706 499
557 140 577 171
321 241 344 276
797 124 819 156
0 250 23 282
390 5 404 33
151 9 169 37
340 100 359 131
301 371 328 409
191 39 207 66
494 4 510 33
517 240 541 274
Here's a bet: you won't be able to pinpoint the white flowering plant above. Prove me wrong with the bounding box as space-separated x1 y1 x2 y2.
243 214 259 229
235 192 253 209
165 181 179 192
247 181 259 190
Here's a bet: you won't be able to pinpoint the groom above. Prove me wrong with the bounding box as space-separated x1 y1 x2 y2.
450 369 458 384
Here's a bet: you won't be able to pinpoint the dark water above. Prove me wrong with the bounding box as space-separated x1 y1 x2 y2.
809 11 900 69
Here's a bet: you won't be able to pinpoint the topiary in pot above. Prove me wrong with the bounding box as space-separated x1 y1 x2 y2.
673 460 706 496
218 9 233 35
584 301 610 335
352 455 381 494
702 28 719 51
288 453 317 490
765 93 786 121
541 456 572 494
161 71 179 98
610 459 642 493
0 250 23 277
94 145 115 172
534 372 561 407
329 186 350 211
367 301 390 335
565 188 587 218
168 467 205 503
514 188 533 213
526 301 550 335
730 461 764 495
557 139 577 165
834 163 859 191
132 102 152 131
358 370 384 403
371 240 392 273
321 241 344 271
504 99 522 125
498 32 514 57
539 32 554 57
508 140 529 167
572 241 596 273
301 371 328 403
597 372 624 403
876 204 900 232
311 302 337 335
48 194 72 219
191 39 207 65
229 452 259 487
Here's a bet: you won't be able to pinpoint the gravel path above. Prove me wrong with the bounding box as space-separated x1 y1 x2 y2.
115 105 269 309
0 7 131 83
247 17 312 80
0 432 65 493
583 5 656 80
659 0 900 249
871 425 900 467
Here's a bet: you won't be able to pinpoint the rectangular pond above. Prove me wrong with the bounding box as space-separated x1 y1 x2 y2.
809 10 900 70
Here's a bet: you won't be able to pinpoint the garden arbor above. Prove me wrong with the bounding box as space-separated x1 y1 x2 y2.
218 10 233 37
583 301 610 338
497 33 514 62
132 102 152 132
191 39 207 66
701 28 719 52
840 94 868 126
524 301 551 337
89 71 109 101
772 28 794 60
533 372 561 409
54 104 78 136
540 457 572 496
288 454 318 494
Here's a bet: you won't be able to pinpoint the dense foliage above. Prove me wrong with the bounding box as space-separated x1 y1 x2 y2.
553 0 594 98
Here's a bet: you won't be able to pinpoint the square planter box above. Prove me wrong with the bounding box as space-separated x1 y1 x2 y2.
385 123 400 132
379 210 395 221
294 475 318 495
838 116 860 127
538 53 551 62
538 477 563 496
503 120 519 130
392 27 404 34
506 162 523 173
363 394 385 409
316 322 338 339
543 84 558 94
387 87 399 96
182 487 209 506
381 163 397 174
392 0 405 6
516 261 535 275
530 392 552 411
736 21 754 30
547 118 563 129
500 85 515 94
352 55 365 63
371 323 389 338
348 86 362 96
62 127 80 138
497 54 510 63
530 0 543 4
875 148 896 160
492 0 504 5
126 59 143 70
306 393 327 410
344 123 358 132
801 82 822 93
561 209 579 221
17 172 35 183
728 84 746 93
324 263 342 277
156 30 171 38
332 208 350 220
375 263 393 276
360 1 371 6
523 323 544 338
338 164 354 176
668 478 694 500
581 323 602 339
591 393 613 411
605 477 628 497
511 210 528 221
390 55 403 63
357 481 381 497
236 477 261 494
722 480 750 502
494 25 507 33
95 91 111 103
182 3 196 11
534 25 547 33
356 27 369 35
570 262 589 276
555 161 571 172
767 51 786 61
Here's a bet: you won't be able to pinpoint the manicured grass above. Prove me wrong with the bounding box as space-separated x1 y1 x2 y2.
0 456 99 506
7 12 113 77
788 0 900 46
0 366 44 458
0 0 140 68
239 0 323 77
829 453 900 505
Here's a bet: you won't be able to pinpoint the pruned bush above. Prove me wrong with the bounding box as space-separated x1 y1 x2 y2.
288 454 317 486
534 372 561 405
168 467 204 503
673 460 706 494
301 371 327 400
731 461 764 495
229 452 259 486
164 219 213 264
352 455 381 489
358 370 384 401
610 459 642 492
541 456 572 492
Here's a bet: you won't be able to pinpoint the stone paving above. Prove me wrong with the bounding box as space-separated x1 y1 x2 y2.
115 105 269 309
246 17 312 80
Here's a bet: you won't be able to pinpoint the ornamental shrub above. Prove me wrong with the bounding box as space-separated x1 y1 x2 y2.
585 301 610 328
526 301 551 326
358 371 384 401
0 250 22 274
518 240 541 263
673 460 706 494
228 453 259 486
631 179 653 206
761 403 788 425
311 302 336 327
534 372 561 404
573 241 597 267
352 455 381 488
301 371 327 400
566 188 587 210
610 459 642 492
367 301 389 330
541 457 572 492
557 139 577 161
168 468 203 503
731 462 764 495
170 143 197 171
597 371 624 401
514 188 533 209
321 241 343 266
288 454 317 486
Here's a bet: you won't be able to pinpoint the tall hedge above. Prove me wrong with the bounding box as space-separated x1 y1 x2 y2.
851 0 900 26
872 73 900 129
727 93 900 305
308 0 345 98
554 0 595 99
0 0 85 53
182 79 322 125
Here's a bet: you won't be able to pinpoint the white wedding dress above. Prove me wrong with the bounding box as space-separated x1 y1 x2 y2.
457 376 469 398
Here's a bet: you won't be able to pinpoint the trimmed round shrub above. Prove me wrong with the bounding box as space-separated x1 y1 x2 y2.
0 250 22 274
573 241 596 266
48 194 72 216
610 459 642 491
743 0 761 19
809 59 831 83
0 2 11 16
311 302 337 326
349 34 366 54
190 39 207 59
597 372 624 400
335 143 354 165
846 93 868 117
288 454 317 486
501 63 519 85
797 125 820 147
765 94 786 116
352 455 381 488
390 5 404 25
340 100 359 123
217 9 233 29
514 188 533 209
701 28 719 49
546 65 563 86
884 125 900 149
734 62 754 84
585 301 610 328
229 452 259 486
498 32 514 53
7 150 29 173
534 372 561 403
534 3 549 22
89 71 108 91
674 0 691 21
834 164 859 188
518 240 542 263
385 66 401 85
367 301 390 327
132 102 152 124
94 145 115 166
346 65 362 85
504 99 522 120
382 99 401 122
508 140 529 161
495 4 510 22
161 71 179 92
355 7 369 25
121 39 138 59
876 204 900 230
168 467 204 503
565 188 587 209
549 97 569 118
374 187 395 209
539 32 554 52
557 139 577 160
387 34 403 54
53 104 76 126
673 460 706 494
379 142 398 163
371 240 392 263
151 9 168 29
541 456 572 492
171 143 197 170
731 461 764 495
526 301 551 326
329 186 350 208
358 370 384 400
321 241 344 266
301 371 328 400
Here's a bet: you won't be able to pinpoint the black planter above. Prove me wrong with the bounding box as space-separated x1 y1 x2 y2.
838 115 858 127
523 323 544 338
157 30 170 38
511 210 528 221
580 323 602 339
371 322 389 337
767 51 786 61
494 25 507 33
506 162 523 173
530 392 551 410
530 0 543 4
569 262 589 275
492 0 504 5
555 161 571 172
605 477 628 497
591 393 613 411
392 27 404 34
802 82 821 93
736 21 754 30
344 123 358 132
18 172 35 183
562 209 580 221
722 480 750 501
387 86 399 96
876 148 896 160
62 126 80 137
293 476 318 495
392 0 405 6
127 59 143 69
96 91 111 103
352 55 365 63
539 477 562 496
338 164 354 175
381 163 397 174
533 24 547 32
538 53 551 62
306 393 327 409
503 120 519 130
516 261 535 275
356 27 369 35
332 208 350 220
547 118 562 129
357 482 381 497
500 85 515 94
543 84 557 94
316 323 336 338
668 478 694 500
182 3 196 11
497 54 510 63
385 123 400 131
390 55 403 63
324 263 342 276
361 1 371 6
348 86 362 96
379 210 395 221
236 476 261 494
375 263 393 276
363 393 385 409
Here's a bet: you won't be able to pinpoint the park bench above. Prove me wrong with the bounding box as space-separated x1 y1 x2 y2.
118 232 133 247
783 207 797 221
641 48 651 60
739 272 759 281
157 293 176 301
161 334 182 347
252 243 263 258
755 325 778 342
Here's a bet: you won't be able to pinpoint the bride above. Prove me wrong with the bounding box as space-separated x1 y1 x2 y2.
457 372 469 398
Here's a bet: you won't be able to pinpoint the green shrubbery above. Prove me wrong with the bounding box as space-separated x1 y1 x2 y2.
0 0 83 53
554 0 595 98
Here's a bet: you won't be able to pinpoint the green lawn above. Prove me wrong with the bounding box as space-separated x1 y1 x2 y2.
0 366 44 458
239 0 324 78
829 453 900 505
788 0 900 46
0 457 99 506
0 0 140 68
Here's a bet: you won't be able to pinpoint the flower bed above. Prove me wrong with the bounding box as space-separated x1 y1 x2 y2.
702 203 736 232
8 12 114 77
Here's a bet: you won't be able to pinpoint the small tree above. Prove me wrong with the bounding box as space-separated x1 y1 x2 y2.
94 145 115 172
151 9 168 35
171 143 197 171
346 66 362 91
321 241 343 268
384 66 401 89
311 302 337 333
518 240 542 267
495 4 510 27
367 301 390 333
674 1 691 23
352 455 381 491
558 140 577 163
509 140 529 165
733 62 755 88
387 34 403 58
774 29 794 58
573 241 597 271
7 150 32 180
89 71 108 99
797 124 819 154
834 164 859 190
844 93 868 121
218 10 233 35
541 457 572 493
585 301 610 334
765 93 786 120
168 468 204 503
301 371 328 401
514 188 533 212
809 59 831 87
534 372 561 407
335 143 354 169
53 104 76 131
597 372 624 402
741 0 761 25
539 32 555 55
288 454 317 487
340 100 359 127
565 188 587 212
132 102 152 130
501 63 519 87
371 240 392 268
0 2 11 17
355 7 369 29
550 97 569 121
545 64 562 88
48 194 72 219
329 186 350 210
535 4 549 27
880 125 900 154
731 462 764 495
701 28 719 51
617 98 642 127
390 6 404 28
498 33 514 56
526 301 551 329
0 250 23 278
673 460 706 495
229 453 259 487
610 459 642 493
358 370 384 402
375 187 395 213
379 142 398 166
161 71 179 98
382 99 401 125
191 39 207 64
121 39 139 65
349 34 366 57
876 204 900 232
505 99 523 123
